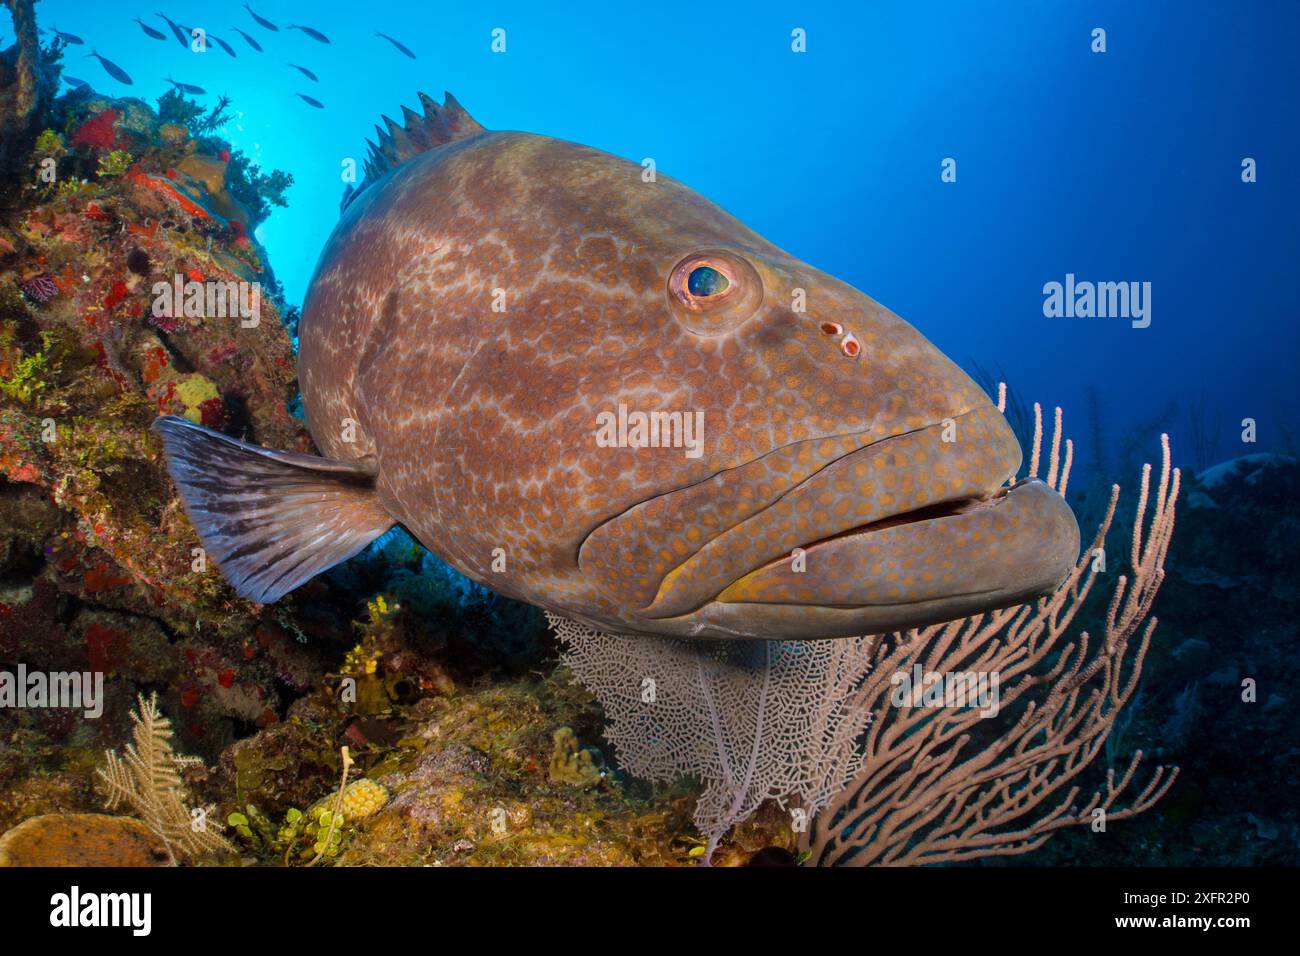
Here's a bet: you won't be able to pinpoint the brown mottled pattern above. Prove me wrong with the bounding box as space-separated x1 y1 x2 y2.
293 97 1079 640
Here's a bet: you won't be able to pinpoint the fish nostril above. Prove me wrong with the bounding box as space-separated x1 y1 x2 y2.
814 320 861 360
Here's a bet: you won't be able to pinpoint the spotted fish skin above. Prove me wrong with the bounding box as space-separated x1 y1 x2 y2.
158 93 1078 640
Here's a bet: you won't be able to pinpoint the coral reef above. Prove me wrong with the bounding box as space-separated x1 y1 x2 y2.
0 1 58 189
0 75 330 763
970 451 1300 868
553 614 875 861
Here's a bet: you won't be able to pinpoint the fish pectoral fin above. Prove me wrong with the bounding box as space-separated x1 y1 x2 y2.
151 416 394 604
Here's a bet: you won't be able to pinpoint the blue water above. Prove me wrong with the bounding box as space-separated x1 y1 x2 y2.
36 0 1299 470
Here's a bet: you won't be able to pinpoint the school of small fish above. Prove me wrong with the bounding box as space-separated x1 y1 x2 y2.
56 3 421 110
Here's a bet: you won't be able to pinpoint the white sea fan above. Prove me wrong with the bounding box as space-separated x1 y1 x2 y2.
549 612 875 859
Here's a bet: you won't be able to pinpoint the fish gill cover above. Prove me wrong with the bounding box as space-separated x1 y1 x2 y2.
0 0 1294 887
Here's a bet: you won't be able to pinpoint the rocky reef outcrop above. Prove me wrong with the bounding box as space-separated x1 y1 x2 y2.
0 74 323 764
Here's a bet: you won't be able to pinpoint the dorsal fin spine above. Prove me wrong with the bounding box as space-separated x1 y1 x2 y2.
341 90 486 213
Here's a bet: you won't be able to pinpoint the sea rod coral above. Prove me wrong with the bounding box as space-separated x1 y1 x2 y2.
553 394 1180 865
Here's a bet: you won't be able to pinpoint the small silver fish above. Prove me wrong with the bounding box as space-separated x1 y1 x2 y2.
156 13 189 48
287 63 318 82
166 75 205 96
287 24 330 44
376 32 416 59
231 27 263 52
133 17 167 41
49 27 85 45
294 92 325 108
209 34 238 57
85 50 133 86
243 2 279 32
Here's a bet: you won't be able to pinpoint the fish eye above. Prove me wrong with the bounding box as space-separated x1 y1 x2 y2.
667 251 764 336
687 265 729 297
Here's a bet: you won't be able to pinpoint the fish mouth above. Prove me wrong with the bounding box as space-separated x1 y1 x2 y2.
579 403 1080 639
713 477 1072 608
685 476 1079 639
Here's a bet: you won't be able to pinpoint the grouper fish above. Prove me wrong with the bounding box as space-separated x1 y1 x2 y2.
153 92 1080 641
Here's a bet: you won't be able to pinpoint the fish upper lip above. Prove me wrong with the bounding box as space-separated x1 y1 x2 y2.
727 481 1028 593
785 483 1013 553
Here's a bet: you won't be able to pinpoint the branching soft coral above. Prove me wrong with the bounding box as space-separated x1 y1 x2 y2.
96 692 233 865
